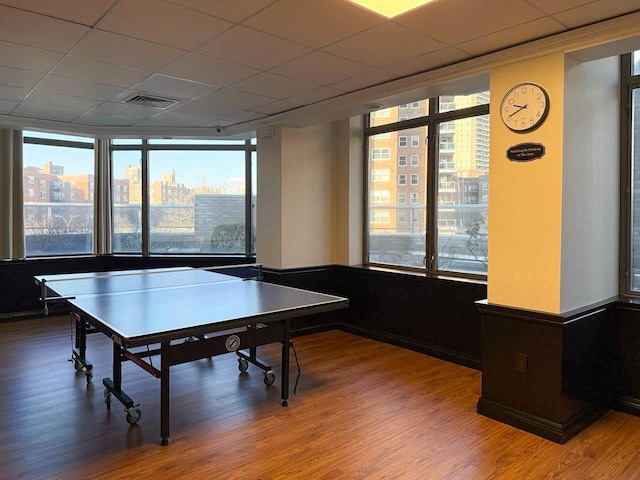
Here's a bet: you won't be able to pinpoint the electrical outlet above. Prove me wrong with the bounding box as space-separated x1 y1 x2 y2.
515 353 528 374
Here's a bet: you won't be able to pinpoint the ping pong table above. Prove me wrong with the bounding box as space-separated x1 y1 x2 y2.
35 264 348 446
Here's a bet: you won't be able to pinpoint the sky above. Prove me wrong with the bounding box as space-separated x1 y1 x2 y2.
23 133 255 195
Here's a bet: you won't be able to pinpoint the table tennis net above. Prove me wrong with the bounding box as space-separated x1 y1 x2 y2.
41 264 263 299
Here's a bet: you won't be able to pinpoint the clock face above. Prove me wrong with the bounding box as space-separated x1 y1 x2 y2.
500 83 549 133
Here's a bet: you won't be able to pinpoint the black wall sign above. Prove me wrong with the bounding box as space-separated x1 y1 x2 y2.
507 143 546 162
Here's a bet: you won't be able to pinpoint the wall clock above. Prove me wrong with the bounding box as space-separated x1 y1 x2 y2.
500 83 549 133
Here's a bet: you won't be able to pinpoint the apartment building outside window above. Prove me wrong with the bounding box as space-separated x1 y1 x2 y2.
111 138 256 255
366 90 490 276
23 131 95 256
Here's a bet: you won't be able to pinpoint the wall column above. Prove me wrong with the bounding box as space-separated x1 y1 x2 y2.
478 53 620 442
256 120 363 270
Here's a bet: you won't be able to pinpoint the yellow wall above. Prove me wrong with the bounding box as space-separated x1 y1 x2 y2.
488 53 566 312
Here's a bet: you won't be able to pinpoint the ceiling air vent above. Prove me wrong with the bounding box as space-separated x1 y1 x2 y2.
123 93 179 109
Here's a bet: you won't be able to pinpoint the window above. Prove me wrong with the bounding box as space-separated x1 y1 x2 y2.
111 139 257 255
23 131 95 256
435 115 489 274
371 190 390 203
371 169 390 182
372 132 391 140
370 210 390 224
366 91 489 275
369 100 430 127
39 180 46 189
439 92 490 113
367 122 428 268
371 147 391 160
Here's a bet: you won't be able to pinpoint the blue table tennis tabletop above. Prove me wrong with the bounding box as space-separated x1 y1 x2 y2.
36 267 348 347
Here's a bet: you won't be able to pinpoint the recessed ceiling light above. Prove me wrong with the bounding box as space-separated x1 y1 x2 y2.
346 0 437 18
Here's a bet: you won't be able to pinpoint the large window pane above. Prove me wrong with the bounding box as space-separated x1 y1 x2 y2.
148 150 246 253
112 150 142 253
630 88 640 290
367 126 428 267
369 100 429 127
251 151 257 254
439 91 490 113
435 114 490 274
23 141 94 256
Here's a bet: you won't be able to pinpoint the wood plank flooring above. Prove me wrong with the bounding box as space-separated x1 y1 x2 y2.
2 316 640 479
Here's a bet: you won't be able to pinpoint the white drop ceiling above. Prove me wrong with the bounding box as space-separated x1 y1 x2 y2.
0 0 639 137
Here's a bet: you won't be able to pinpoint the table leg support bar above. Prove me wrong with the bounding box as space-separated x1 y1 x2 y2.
281 320 291 407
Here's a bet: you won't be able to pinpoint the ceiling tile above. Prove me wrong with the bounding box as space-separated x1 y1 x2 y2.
37 75 123 101
526 0 603 15
73 112 139 126
70 30 185 72
50 56 149 88
96 0 233 51
0 66 44 89
0 99 18 113
243 0 384 48
129 74 219 101
395 0 545 45
166 0 276 22
0 5 89 53
160 53 261 87
176 103 265 123
330 68 401 92
0 0 118 25
92 102 159 120
147 110 211 126
325 22 445 67
456 17 566 56
13 102 83 121
0 40 64 73
252 87 344 115
552 0 640 28
197 88 275 110
0 84 30 102
271 51 373 85
196 26 312 70
231 72 319 99
384 47 470 77
24 90 102 111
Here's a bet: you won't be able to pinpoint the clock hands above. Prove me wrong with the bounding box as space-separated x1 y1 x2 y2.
508 103 528 119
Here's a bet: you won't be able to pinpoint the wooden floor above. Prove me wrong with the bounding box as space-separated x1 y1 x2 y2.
3 318 640 480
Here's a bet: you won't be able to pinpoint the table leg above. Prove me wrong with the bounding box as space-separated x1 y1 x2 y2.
71 313 93 382
281 319 290 407
160 341 170 446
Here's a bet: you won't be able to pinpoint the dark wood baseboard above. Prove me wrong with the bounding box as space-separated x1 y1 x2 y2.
339 322 481 370
610 395 640 417
477 397 607 444
291 323 338 338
